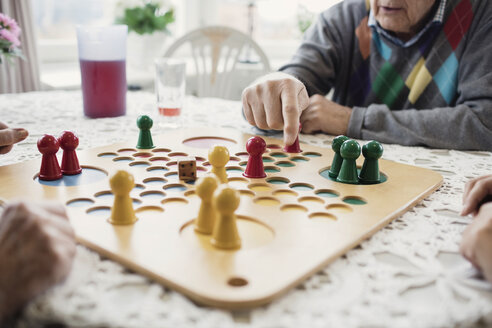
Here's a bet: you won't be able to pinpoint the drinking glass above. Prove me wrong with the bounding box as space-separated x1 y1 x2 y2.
77 25 127 118
154 58 186 128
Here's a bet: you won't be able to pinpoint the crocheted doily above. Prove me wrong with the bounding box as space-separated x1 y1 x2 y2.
1 91 492 328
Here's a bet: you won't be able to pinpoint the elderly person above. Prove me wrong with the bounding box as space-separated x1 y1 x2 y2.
0 123 76 323
242 0 492 150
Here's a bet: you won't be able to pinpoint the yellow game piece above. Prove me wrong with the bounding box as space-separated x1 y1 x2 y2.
211 185 241 250
108 170 138 225
208 145 229 183
194 174 219 234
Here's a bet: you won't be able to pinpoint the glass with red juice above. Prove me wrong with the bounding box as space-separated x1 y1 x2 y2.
77 25 127 118
155 58 186 128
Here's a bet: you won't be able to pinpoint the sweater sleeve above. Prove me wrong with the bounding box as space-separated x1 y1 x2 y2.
278 2 359 96
348 5 492 151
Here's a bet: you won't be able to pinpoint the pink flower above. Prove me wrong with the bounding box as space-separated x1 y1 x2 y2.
0 13 21 39
0 28 20 47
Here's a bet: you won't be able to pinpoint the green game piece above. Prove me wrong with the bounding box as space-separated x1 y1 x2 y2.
336 139 361 184
359 140 383 184
328 135 350 178
136 115 155 149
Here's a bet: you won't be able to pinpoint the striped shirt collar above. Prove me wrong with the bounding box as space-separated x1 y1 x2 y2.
368 0 447 47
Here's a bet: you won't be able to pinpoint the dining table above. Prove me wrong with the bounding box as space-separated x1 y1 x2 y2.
1 90 492 328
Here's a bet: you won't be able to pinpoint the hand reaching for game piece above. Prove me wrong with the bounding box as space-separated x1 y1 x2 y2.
460 202 492 283
0 122 28 155
461 174 492 216
242 72 309 146
300 94 352 136
0 201 76 321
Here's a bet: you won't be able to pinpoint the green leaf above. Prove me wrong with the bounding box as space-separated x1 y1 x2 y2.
115 3 175 35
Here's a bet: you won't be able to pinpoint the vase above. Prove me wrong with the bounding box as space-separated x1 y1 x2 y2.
127 31 168 70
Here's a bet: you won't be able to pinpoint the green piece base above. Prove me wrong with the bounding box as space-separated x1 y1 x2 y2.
320 168 387 185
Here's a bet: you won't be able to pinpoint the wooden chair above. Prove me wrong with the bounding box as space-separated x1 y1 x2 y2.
163 26 271 100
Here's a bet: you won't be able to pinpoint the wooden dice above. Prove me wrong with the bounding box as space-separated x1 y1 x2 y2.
178 157 197 181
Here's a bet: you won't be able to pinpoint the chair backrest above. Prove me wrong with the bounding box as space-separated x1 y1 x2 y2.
164 26 271 100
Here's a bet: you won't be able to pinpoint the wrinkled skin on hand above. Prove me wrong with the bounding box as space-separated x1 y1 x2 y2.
242 72 309 146
460 203 492 283
300 94 352 136
0 201 76 321
0 122 28 155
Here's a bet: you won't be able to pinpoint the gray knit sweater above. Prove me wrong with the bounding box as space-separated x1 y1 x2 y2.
280 0 492 150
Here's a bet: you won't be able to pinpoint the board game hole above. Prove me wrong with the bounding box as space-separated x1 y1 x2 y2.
113 156 134 163
94 190 113 200
262 156 275 163
98 152 118 158
161 197 188 206
196 166 207 172
315 189 340 198
228 177 249 187
298 196 324 205
266 144 281 150
342 196 367 205
152 148 171 153
264 166 280 173
309 212 337 221
182 136 237 148
66 198 94 207
272 189 298 198
290 156 309 162
289 183 314 191
86 206 111 216
235 152 249 159
254 197 280 206
280 204 307 212
270 152 288 158
248 183 272 192
229 156 241 162
143 177 167 186
135 205 164 213
302 152 322 157
36 166 107 187
239 161 247 167
164 171 179 180
184 190 197 197
149 156 170 164
168 152 188 157
326 204 353 213
227 277 248 287
180 215 274 250
202 161 211 166
163 183 187 192
146 166 169 172
239 190 255 197
266 177 290 185
195 156 206 162
166 161 178 167
129 161 150 168
140 191 166 199
132 152 153 158
117 148 137 154
226 166 244 173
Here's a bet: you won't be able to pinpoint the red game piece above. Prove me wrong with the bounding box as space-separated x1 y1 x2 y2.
59 131 82 175
283 123 302 153
37 134 62 181
243 136 267 178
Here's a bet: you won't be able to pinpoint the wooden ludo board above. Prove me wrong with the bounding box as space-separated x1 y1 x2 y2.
0 127 443 309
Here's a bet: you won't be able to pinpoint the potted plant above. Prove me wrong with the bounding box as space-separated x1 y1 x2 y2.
115 0 175 69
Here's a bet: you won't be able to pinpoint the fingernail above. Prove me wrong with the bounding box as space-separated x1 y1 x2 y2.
14 128 28 138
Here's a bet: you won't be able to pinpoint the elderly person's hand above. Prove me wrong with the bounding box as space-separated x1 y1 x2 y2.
460 202 492 283
0 201 76 321
300 94 352 136
461 175 492 216
242 72 310 146
0 122 28 155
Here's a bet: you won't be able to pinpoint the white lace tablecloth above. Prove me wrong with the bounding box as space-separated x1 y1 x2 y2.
1 91 492 328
